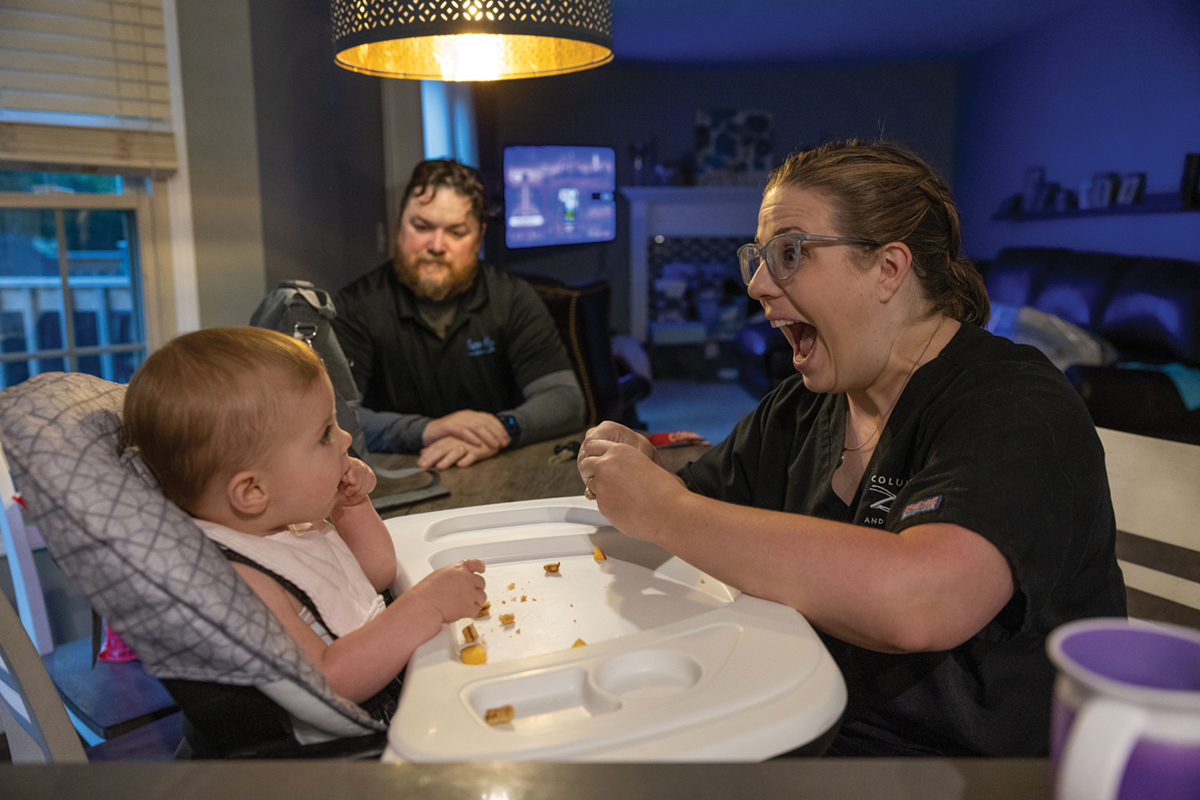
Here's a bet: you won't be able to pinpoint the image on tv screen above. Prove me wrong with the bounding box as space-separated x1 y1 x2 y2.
504 145 616 249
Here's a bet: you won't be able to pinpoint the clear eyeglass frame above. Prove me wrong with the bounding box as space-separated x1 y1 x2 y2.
737 232 879 285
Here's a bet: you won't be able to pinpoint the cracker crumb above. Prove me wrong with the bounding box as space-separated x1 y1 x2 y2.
484 705 514 726
700 579 706 584
572 638 587 648
544 562 561 573
520 595 527 602
507 583 516 590
499 613 515 625
474 602 491 618
516 629 521 634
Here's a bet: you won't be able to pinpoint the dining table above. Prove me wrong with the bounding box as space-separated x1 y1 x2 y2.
368 431 713 517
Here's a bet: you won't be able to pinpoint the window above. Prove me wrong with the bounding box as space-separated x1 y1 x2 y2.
0 171 171 389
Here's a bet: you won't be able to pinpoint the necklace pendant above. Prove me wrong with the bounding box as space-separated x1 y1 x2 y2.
839 449 845 466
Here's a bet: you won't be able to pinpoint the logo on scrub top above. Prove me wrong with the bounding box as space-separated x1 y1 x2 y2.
901 496 942 520
466 336 496 356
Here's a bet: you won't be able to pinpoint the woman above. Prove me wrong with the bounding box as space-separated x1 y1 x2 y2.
577 140 1125 757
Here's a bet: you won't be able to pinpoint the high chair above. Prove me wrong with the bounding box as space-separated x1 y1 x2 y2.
0 372 388 758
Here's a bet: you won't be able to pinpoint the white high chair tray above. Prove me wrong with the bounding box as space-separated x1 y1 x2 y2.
382 496 846 762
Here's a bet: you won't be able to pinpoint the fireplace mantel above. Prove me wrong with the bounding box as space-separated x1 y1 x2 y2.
621 186 762 341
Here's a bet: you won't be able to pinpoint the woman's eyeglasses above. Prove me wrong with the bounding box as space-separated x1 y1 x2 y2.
737 232 879 285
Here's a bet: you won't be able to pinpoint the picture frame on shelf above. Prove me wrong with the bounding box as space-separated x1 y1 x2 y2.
1116 172 1146 206
1021 166 1046 212
1089 172 1120 209
1182 153 1200 210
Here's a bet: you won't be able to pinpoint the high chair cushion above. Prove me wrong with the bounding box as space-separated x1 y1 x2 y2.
0 372 382 737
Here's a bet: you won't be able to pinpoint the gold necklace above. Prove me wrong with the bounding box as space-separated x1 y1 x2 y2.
840 316 944 466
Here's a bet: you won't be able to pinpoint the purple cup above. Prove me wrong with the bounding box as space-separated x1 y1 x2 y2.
1047 618 1200 800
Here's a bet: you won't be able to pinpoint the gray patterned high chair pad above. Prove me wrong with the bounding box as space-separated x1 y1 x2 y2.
0 372 382 732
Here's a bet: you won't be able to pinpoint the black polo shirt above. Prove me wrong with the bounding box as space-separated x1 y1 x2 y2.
332 261 573 418
679 323 1126 757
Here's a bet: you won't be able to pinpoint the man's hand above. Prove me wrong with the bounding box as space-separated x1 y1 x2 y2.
336 457 377 509
423 409 510 450
417 435 501 469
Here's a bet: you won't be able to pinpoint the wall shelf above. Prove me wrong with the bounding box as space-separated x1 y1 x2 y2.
993 191 1199 221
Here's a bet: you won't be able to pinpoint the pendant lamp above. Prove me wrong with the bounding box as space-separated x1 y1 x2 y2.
331 0 613 82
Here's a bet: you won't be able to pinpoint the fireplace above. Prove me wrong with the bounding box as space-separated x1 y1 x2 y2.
620 186 762 343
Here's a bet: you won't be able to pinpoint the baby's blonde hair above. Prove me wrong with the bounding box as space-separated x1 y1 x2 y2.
123 327 325 513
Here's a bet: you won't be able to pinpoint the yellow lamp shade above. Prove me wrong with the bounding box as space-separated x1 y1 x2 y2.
331 0 613 81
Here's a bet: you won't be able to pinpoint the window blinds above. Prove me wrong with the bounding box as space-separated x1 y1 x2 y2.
0 0 175 172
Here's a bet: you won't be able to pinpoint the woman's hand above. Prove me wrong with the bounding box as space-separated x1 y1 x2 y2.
577 422 687 539
337 457 377 508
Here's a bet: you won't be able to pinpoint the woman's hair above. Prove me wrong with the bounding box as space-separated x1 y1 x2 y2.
400 158 488 224
123 327 325 514
765 139 989 327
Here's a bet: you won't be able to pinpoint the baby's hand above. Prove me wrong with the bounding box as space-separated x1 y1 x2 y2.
337 458 377 508
409 559 487 623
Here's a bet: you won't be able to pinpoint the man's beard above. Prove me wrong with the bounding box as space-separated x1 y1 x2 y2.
396 255 477 302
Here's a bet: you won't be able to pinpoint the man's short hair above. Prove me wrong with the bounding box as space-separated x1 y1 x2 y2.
400 159 486 223
123 327 325 514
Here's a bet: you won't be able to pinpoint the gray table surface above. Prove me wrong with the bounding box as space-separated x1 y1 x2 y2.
0 759 1053 799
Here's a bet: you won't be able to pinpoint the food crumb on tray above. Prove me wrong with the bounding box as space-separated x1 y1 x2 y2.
499 612 515 625
475 602 491 618
484 705 514 726
572 638 586 648
593 546 606 561
544 562 561 573
460 644 486 665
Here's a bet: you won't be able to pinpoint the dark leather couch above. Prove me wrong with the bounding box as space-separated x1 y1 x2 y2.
735 246 1200 444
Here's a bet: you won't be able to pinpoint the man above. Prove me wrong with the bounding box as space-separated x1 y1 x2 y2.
333 159 585 468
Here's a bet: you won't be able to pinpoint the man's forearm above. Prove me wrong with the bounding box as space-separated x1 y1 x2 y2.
357 406 431 453
506 369 586 447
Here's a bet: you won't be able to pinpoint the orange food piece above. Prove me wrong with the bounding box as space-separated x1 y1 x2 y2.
572 638 587 648
499 613 515 625
593 546 606 561
460 644 487 665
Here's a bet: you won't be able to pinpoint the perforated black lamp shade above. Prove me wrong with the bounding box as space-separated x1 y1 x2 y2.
331 0 613 81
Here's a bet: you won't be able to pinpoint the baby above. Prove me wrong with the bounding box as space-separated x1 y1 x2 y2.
123 327 485 710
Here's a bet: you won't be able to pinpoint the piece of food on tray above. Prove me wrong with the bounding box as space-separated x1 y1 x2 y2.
593 545 606 561
544 562 561 573
572 638 587 648
475 601 491 618
484 705 514 726
499 613 515 625
507 582 516 590
462 623 478 643
460 644 487 665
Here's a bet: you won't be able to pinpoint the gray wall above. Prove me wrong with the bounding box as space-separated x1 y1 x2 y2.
475 60 961 332
248 0 390 295
175 0 391 331
175 0 269 330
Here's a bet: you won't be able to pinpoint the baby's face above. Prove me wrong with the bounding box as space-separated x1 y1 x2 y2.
260 376 352 526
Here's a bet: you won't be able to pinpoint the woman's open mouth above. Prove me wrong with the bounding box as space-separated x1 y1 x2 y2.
772 319 818 364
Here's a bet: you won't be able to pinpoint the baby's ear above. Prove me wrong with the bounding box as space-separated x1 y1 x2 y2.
227 470 268 516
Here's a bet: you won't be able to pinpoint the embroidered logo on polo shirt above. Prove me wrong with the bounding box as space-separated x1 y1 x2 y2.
901 496 942 520
466 336 496 356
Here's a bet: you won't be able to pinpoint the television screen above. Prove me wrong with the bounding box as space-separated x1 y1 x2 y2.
503 145 616 248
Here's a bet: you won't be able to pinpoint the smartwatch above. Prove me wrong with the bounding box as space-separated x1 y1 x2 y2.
496 413 522 449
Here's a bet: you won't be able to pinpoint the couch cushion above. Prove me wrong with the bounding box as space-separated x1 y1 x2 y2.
1030 251 1137 330
984 247 1072 307
1098 257 1200 365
